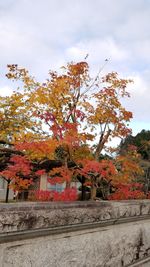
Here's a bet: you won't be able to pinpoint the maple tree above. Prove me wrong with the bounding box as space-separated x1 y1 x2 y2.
117 131 150 199
0 155 33 202
119 130 150 160
6 62 133 148
114 145 144 184
0 93 43 144
75 159 117 200
108 145 145 200
0 60 136 201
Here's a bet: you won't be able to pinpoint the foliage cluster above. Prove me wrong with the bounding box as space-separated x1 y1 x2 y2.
0 60 148 202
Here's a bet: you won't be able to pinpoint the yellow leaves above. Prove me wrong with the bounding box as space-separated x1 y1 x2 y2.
3 60 133 160
14 132 43 143
15 138 59 160
102 72 133 95
0 92 41 143
67 61 89 77
6 64 37 90
73 145 93 161
113 150 144 184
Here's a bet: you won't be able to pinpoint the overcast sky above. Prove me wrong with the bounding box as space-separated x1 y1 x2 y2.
0 0 150 137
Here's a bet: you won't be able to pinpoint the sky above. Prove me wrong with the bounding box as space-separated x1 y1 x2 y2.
0 0 150 140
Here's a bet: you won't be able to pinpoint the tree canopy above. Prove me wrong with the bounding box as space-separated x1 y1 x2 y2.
1 60 145 201
119 130 150 160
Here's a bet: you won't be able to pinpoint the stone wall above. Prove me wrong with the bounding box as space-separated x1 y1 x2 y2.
0 200 150 266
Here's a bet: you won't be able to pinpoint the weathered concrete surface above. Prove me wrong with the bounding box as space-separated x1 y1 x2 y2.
0 200 150 233
1 219 150 266
0 200 150 266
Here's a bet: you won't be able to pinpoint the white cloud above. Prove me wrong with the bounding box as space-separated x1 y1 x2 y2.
0 0 150 133
122 73 150 125
0 86 13 96
66 38 130 63
128 74 148 96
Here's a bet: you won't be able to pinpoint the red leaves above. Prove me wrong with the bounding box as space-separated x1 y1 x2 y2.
34 190 52 201
67 62 89 76
39 112 55 123
4 60 137 202
0 155 33 191
0 155 31 178
48 167 73 184
74 109 85 121
53 188 78 201
5 61 133 159
32 188 78 201
15 139 58 160
35 169 46 176
109 183 145 200
10 155 31 176
79 159 117 180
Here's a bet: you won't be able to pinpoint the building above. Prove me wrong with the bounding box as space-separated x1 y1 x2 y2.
0 178 13 201
39 174 80 192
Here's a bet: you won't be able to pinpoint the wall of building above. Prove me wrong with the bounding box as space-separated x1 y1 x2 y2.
0 178 14 201
0 200 150 266
40 173 80 192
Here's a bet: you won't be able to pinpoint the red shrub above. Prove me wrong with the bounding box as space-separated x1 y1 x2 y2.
109 183 146 200
31 187 78 202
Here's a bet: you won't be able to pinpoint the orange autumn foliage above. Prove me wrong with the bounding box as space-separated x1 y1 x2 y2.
0 155 33 192
5 61 133 160
0 60 136 200
113 148 144 184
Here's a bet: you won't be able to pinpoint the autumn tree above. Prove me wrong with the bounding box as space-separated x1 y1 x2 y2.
107 144 146 200
118 130 150 196
1 61 133 200
0 155 33 202
0 93 44 144
114 145 144 183
119 130 150 160
0 88 45 201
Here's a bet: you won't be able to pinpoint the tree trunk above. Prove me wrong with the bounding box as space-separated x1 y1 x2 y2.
64 156 71 189
90 185 97 200
95 129 111 161
5 180 10 203
81 184 86 201
91 129 112 199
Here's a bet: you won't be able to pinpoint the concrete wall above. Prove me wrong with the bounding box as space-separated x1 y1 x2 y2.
0 200 150 266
